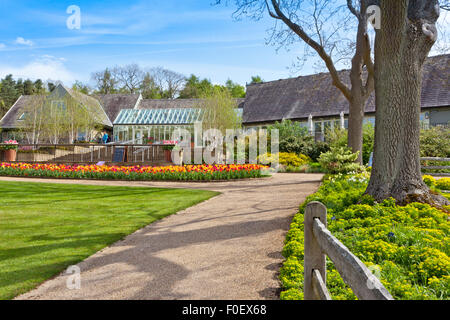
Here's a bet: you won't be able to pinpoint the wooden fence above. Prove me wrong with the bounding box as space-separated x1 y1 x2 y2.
304 202 394 300
421 157 450 177
0 144 169 165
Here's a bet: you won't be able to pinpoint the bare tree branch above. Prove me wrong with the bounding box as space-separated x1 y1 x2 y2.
347 0 360 18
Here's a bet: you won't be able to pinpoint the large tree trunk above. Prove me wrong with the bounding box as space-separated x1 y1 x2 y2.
366 0 448 206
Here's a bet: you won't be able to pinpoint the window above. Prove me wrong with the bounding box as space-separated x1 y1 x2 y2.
51 100 66 113
18 113 27 121
314 122 322 133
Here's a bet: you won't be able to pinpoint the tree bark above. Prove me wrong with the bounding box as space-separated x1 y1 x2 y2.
348 94 365 164
365 0 448 206
348 4 374 164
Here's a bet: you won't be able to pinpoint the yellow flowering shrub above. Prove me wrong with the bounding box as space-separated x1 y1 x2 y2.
257 152 310 167
436 178 450 191
280 174 450 300
422 175 436 187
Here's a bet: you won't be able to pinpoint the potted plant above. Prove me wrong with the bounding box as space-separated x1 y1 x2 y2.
162 145 175 162
144 136 154 145
1 140 19 162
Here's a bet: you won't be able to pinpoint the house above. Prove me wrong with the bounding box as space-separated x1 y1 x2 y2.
242 54 450 135
0 86 244 143
0 84 112 143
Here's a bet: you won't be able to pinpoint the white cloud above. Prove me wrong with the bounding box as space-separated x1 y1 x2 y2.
0 55 77 85
0 43 5 49
15 37 34 46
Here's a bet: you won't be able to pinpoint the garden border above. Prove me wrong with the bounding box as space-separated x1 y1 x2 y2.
304 201 394 300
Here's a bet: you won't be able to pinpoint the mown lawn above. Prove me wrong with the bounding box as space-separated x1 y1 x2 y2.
0 181 218 300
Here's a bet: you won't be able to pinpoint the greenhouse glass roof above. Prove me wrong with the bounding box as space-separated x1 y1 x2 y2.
114 108 204 125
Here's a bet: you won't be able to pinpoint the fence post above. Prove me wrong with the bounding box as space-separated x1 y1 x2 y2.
304 201 327 300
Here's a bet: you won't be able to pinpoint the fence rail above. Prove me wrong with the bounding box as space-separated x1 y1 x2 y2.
0 143 170 164
304 202 394 300
421 157 450 177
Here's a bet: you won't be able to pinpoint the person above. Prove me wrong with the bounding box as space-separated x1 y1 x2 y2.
102 131 109 144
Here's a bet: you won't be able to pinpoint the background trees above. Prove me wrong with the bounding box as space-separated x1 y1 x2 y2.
112 64 145 94
91 68 118 94
90 64 249 99
217 0 377 164
0 75 17 117
179 74 246 99
199 88 242 134
0 75 47 118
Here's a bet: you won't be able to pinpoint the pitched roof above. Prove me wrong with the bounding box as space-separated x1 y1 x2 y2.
137 98 245 110
93 94 141 123
0 85 113 129
114 108 204 125
0 95 34 129
63 86 112 127
243 54 449 124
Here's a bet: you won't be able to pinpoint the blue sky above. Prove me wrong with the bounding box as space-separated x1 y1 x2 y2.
0 0 448 87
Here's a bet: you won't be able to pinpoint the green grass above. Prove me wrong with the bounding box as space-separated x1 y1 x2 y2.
0 181 218 300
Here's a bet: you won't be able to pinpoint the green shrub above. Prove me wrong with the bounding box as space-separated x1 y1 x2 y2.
318 147 365 174
280 288 304 300
420 127 450 158
325 124 374 165
267 120 330 161
304 141 330 162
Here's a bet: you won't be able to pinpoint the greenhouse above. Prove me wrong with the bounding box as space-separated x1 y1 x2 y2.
113 108 204 144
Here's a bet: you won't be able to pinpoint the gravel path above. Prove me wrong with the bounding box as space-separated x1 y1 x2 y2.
4 173 323 300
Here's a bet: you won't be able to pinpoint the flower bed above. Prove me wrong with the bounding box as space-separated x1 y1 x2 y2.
280 173 450 300
423 175 450 191
0 162 269 181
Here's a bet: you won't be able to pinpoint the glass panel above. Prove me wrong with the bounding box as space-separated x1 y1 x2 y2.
314 122 322 133
333 120 340 128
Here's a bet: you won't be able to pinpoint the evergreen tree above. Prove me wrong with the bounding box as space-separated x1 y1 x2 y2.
225 79 245 98
140 73 161 99
92 68 117 94
249 75 263 84
15 79 24 96
34 79 45 94
0 75 18 117
179 75 214 98
23 80 34 95
47 82 56 93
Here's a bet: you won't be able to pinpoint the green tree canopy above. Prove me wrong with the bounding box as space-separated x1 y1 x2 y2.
249 75 263 84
